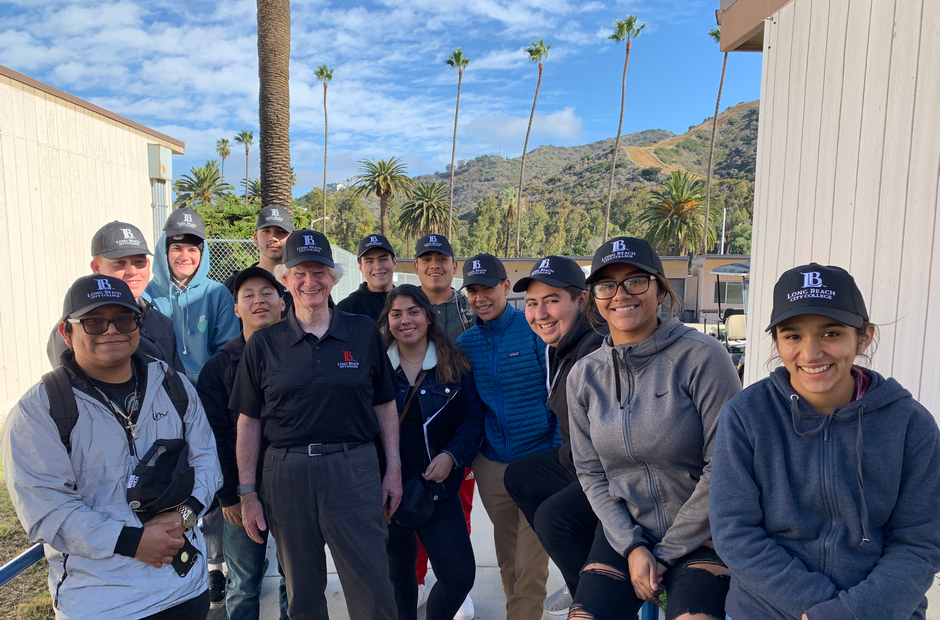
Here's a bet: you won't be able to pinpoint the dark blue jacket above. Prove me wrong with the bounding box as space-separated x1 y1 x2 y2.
457 304 557 462
711 367 940 620
389 342 484 500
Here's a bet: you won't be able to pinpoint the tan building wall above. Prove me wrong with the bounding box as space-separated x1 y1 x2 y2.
745 0 940 418
0 65 184 406
691 255 748 322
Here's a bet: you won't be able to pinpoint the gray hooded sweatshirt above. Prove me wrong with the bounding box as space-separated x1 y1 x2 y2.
567 318 740 565
0 357 222 620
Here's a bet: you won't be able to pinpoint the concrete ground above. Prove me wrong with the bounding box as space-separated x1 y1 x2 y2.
208 485 940 620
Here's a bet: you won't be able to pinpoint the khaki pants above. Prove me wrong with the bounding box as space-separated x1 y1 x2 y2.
473 453 549 620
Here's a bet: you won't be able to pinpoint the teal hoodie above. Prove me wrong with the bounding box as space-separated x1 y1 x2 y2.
143 233 239 383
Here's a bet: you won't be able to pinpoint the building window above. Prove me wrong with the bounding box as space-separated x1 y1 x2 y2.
714 281 744 304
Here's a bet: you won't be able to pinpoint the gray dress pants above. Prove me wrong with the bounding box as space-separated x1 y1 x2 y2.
261 442 396 620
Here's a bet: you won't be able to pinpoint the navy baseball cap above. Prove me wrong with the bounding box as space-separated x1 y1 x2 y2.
164 208 206 241
91 222 152 259
283 229 335 269
61 274 140 320
256 205 294 233
514 255 587 292
357 234 396 258
586 237 664 284
766 263 868 332
232 267 283 298
461 253 508 288
415 234 454 257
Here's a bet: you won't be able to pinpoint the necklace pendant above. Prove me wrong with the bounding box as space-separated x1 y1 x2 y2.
127 423 137 439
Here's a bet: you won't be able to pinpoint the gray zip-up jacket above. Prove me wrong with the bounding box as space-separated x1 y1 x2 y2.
0 357 222 620
567 318 740 565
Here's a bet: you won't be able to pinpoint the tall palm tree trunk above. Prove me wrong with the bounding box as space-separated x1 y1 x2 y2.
322 82 329 232
380 194 390 238
220 156 226 184
448 69 464 239
703 51 728 255
257 0 292 210
604 41 632 242
244 146 250 209
516 63 543 257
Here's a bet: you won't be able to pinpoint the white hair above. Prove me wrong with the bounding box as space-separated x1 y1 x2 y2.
275 262 344 285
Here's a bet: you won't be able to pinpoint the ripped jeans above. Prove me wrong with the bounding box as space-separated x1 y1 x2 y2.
570 524 729 620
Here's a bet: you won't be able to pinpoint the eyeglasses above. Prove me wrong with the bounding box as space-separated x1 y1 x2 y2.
591 275 654 300
67 316 141 335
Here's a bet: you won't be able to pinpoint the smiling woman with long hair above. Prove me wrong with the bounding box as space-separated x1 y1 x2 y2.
567 237 741 620
377 285 485 620
710 264 940 620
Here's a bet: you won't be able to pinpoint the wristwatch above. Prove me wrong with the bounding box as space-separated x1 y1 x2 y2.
175 504 197 530
237 485 257 496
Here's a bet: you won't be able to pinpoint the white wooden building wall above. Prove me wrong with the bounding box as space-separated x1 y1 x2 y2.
746 0 940 418
0 75 177 405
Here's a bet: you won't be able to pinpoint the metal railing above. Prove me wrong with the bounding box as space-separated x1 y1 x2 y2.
0 543 43 589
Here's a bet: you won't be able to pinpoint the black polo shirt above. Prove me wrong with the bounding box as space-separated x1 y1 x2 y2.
229 305 397 448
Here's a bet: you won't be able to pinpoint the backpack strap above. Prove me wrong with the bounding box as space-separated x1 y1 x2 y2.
161 366 189 439
41 366 79 455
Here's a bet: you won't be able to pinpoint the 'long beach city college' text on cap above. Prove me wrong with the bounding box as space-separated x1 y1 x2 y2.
587 237 665 284
462 253 508 289
283 229 335 269
358 234 396 258
415 234 454 257
91 222 152 259
61 274 140 320
766 263 869 332
256 205 294 233
513 255 587 292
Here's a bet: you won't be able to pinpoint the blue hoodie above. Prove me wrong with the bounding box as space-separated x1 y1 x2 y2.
711 367 940 620
143 233 239 383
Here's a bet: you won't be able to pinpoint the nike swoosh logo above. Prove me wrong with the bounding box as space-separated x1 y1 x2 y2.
655 391 669 398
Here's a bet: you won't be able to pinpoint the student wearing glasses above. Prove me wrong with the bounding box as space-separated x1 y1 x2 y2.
566 237 741 620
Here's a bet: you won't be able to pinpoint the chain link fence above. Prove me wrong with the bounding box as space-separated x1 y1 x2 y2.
205 239 362 302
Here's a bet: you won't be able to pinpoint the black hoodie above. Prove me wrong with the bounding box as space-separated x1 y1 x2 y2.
336 281 389 320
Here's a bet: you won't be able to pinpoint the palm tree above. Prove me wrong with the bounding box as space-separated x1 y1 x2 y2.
248 178 263 203
215 138 231 184
257 0 292 210
604 15 645 242
444 48 470 239
703 26 727 255
174 161 234 209
515 38 551 257
641 171 717 255
234 130 254 209
350 157 413 237
399 182 450 240
314 64 334 232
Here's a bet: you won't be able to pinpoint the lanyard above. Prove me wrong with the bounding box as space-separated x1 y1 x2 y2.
545 346 562 399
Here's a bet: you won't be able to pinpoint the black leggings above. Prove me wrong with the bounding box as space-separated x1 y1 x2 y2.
572 525 729 620
387 494 475 620
140 590 210 619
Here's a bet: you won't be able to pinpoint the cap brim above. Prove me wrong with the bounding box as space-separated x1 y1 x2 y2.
461 276 503 289
513 275 585 293
358 247 396 259
100 248 153 259
284 255 335 269
765 306 866 332
68 299 141 319
585 260 659 284
416 249 453 257
232 267 282 296
164 228 206 241
256 222 294 233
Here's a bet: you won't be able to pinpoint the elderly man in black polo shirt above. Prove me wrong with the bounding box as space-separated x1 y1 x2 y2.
231 230 401 620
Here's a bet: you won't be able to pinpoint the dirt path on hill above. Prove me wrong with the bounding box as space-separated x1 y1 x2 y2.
623 100 755 175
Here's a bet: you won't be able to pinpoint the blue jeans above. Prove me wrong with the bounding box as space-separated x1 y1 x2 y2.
223 517 288 620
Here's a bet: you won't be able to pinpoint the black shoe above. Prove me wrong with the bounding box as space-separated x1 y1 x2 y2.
209 569 226 609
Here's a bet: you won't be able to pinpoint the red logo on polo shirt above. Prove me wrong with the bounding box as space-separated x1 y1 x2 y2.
338 351 360 369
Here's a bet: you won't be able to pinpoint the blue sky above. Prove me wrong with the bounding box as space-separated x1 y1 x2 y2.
0 0 763 197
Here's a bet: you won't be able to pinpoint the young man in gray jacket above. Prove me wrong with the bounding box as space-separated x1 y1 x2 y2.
1 274 222 620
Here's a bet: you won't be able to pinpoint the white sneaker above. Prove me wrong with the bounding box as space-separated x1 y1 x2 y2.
454 595 474 620
543 586 571 616
417 583 428 609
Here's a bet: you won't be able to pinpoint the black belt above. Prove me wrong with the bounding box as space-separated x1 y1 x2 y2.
275 441 370 456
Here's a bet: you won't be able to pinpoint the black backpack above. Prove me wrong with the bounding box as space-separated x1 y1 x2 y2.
41 365 189 454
